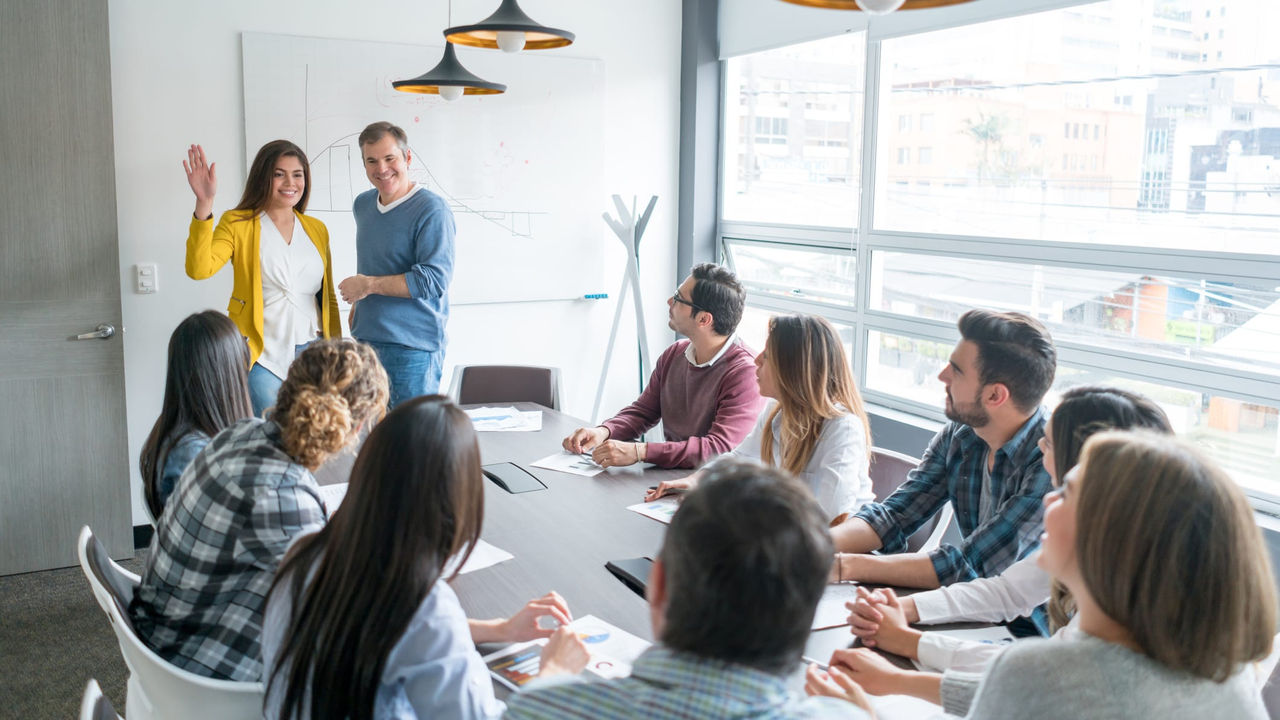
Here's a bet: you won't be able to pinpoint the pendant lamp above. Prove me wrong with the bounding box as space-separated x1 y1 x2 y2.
779 0 975 15
392 40 506 100
445 0 574 54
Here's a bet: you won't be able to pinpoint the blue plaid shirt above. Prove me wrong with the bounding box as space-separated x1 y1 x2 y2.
854 408 1051 584
505 646 858 719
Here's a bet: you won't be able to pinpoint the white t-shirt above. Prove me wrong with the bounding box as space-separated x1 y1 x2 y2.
257 214 323 379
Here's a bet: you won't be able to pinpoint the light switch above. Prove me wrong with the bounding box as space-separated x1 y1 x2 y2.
135 263 158 294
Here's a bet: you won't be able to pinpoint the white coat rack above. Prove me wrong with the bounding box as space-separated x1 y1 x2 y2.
593 195 658 423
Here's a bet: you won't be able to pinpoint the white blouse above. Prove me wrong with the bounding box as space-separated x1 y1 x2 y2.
257 214 323 380
729 400 873 520
913 551 1062 672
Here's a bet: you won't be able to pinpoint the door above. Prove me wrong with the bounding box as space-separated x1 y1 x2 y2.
0 0 132 573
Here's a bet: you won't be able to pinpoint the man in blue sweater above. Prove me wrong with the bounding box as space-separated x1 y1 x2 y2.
338 121 455 407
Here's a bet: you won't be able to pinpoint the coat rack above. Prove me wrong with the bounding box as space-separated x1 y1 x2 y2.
593 195 658 423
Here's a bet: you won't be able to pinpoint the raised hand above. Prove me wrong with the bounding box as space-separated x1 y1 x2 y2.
183 144 217 219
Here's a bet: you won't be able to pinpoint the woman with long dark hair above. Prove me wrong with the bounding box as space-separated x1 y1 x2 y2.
262 396 587 719
138 310 253 520
647 314 873 523
184 140 342 416
131 340 389 681
844 385 1173 674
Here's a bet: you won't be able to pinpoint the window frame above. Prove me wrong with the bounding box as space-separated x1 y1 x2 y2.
714 2 1280 513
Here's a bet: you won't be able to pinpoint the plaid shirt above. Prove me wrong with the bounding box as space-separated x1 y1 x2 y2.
504 647 856 719
129 418 326 681
854 408 1050 584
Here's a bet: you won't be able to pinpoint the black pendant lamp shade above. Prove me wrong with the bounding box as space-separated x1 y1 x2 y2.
392 41 506 99
445 0 574 53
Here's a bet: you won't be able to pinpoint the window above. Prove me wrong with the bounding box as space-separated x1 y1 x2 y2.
719 0 1280 505
721 34 865 228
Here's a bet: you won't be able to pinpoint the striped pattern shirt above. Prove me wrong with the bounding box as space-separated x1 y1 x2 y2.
504 646 858 719
853 408 1051 584
129 418 326 681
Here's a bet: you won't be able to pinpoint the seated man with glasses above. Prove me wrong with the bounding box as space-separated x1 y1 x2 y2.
563 263 762 469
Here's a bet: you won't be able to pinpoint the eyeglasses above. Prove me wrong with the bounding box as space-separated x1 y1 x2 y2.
671 290 706 314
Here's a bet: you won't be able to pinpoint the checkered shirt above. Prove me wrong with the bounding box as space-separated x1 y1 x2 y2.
129 418 326 681
504 646 857 719
853 408 1051 584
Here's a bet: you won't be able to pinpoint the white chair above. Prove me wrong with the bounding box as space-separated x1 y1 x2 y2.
80 679 119 720
869 447 952 553
77 526 265 720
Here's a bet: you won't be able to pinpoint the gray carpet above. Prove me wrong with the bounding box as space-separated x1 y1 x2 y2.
0 555 144 719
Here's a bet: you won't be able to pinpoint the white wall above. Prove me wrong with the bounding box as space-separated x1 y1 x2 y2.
109 0 683 527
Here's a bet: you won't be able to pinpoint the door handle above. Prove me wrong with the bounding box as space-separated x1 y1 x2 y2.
74 323 116 340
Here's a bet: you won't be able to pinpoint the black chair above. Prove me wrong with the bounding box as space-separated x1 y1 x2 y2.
450 365 562 409
869 447 954 553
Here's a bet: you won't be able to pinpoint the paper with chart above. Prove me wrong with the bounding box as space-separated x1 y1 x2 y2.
241 32 605 305
530 451 605 477
465 406 542 432
812 583 862 630
483 615 650 690
317 483 512 575
626 497 680 525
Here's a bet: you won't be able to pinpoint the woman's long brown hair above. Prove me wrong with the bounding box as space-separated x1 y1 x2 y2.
266 395 484 720
760 315 871 479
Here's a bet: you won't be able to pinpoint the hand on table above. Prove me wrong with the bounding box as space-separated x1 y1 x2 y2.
339 275 374 304
827 647 909 697
538 626 590 678
183 144 217 219
563 426 608 454
804 663 876 717
591 440 641 468
643 476 694 502
500 591 573 643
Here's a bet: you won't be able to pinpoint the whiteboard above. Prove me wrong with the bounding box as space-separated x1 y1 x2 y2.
242 32 607 304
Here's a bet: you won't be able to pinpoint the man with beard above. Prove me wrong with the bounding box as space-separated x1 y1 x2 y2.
829 310 1056 589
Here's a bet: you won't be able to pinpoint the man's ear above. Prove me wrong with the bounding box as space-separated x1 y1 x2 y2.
647 557 668 637
695 311 715 332
984 382 1011 410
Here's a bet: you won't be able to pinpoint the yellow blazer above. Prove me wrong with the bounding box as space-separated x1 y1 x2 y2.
185 209 341 365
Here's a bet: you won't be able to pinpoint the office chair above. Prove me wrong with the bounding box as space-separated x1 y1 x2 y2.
77 527 264 720
450 365 562 409
80 679 119 720
869 447 953 552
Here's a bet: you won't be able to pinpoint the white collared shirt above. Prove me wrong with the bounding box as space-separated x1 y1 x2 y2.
683 334 738 368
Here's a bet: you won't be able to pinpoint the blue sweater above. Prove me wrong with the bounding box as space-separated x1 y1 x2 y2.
351 187 455 352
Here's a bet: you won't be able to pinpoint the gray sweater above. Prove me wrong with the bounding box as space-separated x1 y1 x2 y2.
940 635 1266 719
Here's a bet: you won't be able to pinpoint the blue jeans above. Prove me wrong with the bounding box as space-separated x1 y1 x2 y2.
248 343 309 417
364 340 443 409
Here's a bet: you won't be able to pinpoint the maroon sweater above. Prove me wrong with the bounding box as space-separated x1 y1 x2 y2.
600 338 762 469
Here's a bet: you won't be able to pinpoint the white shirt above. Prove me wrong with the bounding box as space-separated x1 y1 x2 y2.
683 333 739 368
376 183 422 213
913 551 1061 672
257 214 323 379
729 400 873 520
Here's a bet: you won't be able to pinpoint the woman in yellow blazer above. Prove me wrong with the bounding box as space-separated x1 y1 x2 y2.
184 140 342 416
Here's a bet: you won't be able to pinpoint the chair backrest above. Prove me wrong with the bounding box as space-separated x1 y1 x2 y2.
451 365 562 409
868 448 954 554
77 526 265 720
80 679 118 720
1261 632 1280 719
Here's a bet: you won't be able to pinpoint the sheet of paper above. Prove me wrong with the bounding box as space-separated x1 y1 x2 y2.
625 497 680 525
318 483 511 575
869 693 949 720
445 539 515 576
530 451 605 477
465 406 543 432
483 615 651 690
812 583 861 630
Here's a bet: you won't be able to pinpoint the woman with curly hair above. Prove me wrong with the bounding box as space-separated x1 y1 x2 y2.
130 339 388 681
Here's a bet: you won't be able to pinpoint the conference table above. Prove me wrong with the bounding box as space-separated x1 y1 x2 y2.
442 402 954 718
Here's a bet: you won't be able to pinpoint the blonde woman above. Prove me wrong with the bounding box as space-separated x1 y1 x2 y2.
647 314 873 522
807 431 1276 719
131 340 389 681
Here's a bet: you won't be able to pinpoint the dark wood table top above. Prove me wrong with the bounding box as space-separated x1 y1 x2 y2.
450 402 684 642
